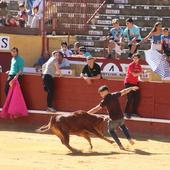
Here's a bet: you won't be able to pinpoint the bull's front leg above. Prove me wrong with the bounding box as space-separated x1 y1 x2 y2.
64 143 81 153
84 135 93 150
59 130 81 153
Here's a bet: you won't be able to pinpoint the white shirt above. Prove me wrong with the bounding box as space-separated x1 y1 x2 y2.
42 56 57 77
33 0 43 18
60 49 73 57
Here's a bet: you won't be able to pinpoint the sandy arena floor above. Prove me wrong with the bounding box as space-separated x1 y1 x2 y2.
0 131 170 170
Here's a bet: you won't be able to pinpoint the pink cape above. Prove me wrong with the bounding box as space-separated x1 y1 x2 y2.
0 79 28 119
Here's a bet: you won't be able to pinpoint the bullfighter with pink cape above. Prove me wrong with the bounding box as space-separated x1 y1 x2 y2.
0 79 28 119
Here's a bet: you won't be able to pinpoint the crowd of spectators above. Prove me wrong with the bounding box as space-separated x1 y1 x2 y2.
34 41 87 71
33 15 170 78
1 1 170 62
107 18 170 61
0 0 43 28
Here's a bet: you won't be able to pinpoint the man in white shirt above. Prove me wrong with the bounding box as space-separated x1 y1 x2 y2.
30 0 43 28
42 50 61 112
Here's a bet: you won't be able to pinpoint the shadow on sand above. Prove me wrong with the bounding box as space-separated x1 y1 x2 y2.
67 151 114 156
66 148 170 157
133 149 170 156
67 149 134 156
134 149 152 156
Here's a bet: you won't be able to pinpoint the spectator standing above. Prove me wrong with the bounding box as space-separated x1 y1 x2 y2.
123 18 142 58
161 27 170 60
80 54 101 85
124 54 142 118
30 6 40 28
60 41 73 57
25 0 35 26
107 19 124 59
30 0 43 28
5 47 24 95
32 0 43 17
42 51 61 112
141 22 162 52
17 3 28 27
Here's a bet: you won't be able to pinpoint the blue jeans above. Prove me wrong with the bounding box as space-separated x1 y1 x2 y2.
108 118 132 147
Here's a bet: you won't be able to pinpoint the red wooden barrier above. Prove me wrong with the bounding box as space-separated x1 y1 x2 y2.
0 73 170 119
0 52 12 72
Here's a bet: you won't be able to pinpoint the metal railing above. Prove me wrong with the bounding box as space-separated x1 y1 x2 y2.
44 0 106 35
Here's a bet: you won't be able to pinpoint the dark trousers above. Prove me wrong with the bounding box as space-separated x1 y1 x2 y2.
125 83 140 116
43 74 54 108
5 75 22 96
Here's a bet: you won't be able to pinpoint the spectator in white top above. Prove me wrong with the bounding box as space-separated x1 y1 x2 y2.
30 0 43 28
33 0 43 18
60 41 73 57
42 50 61 112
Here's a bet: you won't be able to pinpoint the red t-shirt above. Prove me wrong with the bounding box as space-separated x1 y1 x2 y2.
124 62 142 85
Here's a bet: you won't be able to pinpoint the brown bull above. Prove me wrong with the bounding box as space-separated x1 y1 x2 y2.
36 110 114 152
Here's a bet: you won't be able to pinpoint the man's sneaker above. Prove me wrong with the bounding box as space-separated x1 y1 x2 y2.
131 113 139 117
129 139 135 145
119 145 125 150
46 107 56 112
125 113 131 119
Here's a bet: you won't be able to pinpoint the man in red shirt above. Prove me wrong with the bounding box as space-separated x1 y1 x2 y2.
124 53 142 118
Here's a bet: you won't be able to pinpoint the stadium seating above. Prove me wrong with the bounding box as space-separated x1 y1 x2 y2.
2 0 170 57
54 0 170 57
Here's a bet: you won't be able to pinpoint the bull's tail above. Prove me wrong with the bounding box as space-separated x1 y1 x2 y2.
35 116 54 133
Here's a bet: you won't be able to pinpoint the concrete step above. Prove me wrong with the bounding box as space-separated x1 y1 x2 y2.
56 3 170 16
95 15 170 27
100 4 170 17
84 46 145 58
55 0 104 4
105 3 170 9
83 25 151 37
128 0 170 5
76 35 151 50
56 12 170 31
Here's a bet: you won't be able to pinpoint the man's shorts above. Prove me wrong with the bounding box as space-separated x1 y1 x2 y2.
108 118 124 131
109 40 122 55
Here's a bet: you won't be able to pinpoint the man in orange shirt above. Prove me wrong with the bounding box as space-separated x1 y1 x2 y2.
124 53 142 118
